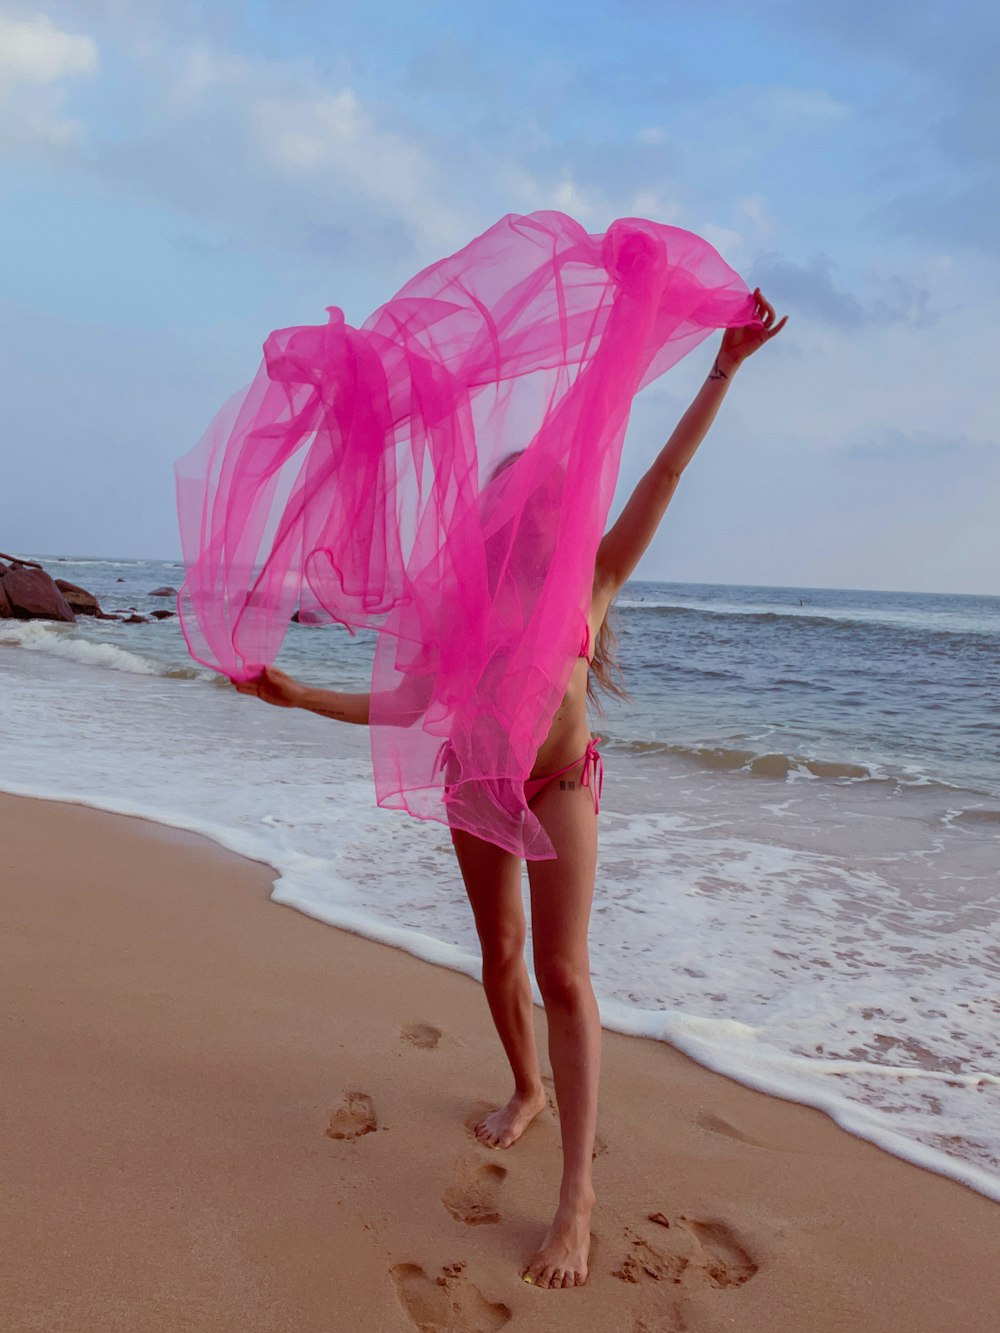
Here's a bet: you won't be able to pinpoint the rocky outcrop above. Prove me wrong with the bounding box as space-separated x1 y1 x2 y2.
0 555 181 626
0 551 42 569
54 579 107 617
0 565 76 622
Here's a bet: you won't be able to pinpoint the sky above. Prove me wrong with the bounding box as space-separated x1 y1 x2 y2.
1 0 997 594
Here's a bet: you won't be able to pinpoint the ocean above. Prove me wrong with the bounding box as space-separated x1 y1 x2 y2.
2 556 998 1200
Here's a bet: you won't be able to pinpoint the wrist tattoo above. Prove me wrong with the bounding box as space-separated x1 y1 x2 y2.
708 357 729 381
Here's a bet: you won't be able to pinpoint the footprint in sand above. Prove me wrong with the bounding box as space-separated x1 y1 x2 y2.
401 1021 442 1049
695 1112 766 1149
675 1216 758 1288
325 1091 378 1140
613 1214 757 1292
612 1228 687 1285
443 1156 507 1225
391 1261 511 1331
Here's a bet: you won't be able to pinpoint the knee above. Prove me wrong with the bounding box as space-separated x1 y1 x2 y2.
480 928 526 979
535 957 592 1011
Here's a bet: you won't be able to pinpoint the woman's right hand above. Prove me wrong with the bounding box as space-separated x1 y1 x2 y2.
717 288 787 373
233 665 305 709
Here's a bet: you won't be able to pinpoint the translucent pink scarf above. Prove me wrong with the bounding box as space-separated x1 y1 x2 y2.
176 211 758 857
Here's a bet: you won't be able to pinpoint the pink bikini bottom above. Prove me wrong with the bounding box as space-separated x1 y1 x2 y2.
444 737 604 847
523 736 604 813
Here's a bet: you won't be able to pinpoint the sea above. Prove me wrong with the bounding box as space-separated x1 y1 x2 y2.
2 556 998 1201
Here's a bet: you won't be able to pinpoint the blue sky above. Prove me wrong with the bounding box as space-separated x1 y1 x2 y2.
1 0 997 593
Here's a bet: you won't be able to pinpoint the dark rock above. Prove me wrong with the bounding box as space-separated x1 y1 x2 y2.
121 613 149 624
0 551 42 569
149 586 178 597
116 577 125 583
54 579 104 617
150 609 175 619
292 609 327 624
0 578 11 618
1 566 76 622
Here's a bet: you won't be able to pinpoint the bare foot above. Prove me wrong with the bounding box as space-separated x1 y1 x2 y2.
521 1191 596 1289
474 1089 547 1150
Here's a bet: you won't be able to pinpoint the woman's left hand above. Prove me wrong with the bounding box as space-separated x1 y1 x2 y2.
718 289 787 373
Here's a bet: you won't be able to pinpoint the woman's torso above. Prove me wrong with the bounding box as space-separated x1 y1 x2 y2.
529 580 608 777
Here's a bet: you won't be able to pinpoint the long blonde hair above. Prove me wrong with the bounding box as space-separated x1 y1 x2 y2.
586 607 631 715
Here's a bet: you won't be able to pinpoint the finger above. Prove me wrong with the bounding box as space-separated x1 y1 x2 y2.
767 314 789 338
758 295 775 327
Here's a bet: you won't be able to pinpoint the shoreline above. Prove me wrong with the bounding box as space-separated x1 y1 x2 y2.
3 790 999 1332
3 776 998 1207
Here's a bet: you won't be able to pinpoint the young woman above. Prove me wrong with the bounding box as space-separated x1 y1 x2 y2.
236 290 786 1291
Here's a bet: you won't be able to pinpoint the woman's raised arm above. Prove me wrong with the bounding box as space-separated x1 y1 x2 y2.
593 290 786 603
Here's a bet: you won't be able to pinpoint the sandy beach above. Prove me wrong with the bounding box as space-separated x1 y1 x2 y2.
2 789 997 1333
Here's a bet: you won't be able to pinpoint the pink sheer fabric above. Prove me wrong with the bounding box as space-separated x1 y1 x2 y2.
176 211 759 858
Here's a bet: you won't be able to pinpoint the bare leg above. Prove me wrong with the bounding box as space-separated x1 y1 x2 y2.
522 776 601 1290
452 829 547 1148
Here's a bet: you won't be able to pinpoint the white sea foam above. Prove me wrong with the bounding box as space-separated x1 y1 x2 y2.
0 621 164 674
615 593 1000 637
31 558 153 570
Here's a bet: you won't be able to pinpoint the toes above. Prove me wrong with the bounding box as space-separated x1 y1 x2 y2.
561 1271 573 1288
541 1266 560 1289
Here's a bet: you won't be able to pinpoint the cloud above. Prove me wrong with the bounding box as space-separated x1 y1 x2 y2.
0 13 96 86
250 88 477 251
751 253 934 330
700 0 1000 253
43 30 488 276
0 12 97 147
752 254 864 329
762 86 850 121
